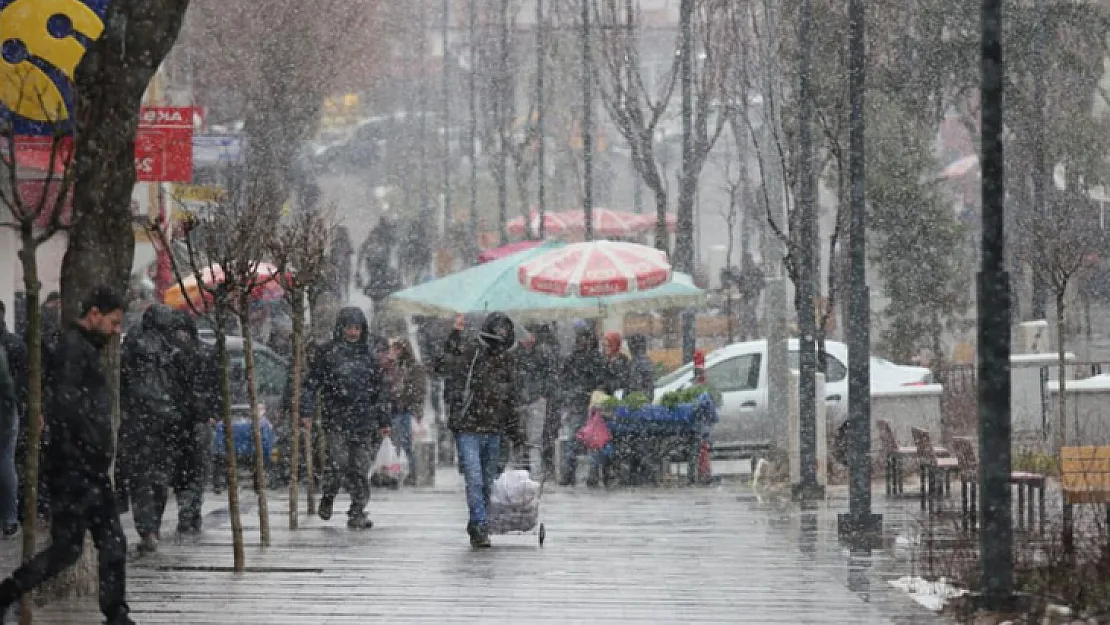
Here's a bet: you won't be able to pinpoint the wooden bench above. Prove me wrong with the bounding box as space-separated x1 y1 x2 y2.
1061 446 1110 555
950 436 1046 534
711 440 773 475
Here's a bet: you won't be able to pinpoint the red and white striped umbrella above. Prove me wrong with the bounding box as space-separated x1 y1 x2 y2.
517 240 671 297
506 211 580 237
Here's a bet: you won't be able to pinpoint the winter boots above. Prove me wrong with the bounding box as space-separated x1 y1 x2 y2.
318 495 334 521
346 513 373 530
466 522 491 548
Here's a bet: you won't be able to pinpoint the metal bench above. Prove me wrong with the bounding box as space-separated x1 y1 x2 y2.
1061 446 1110 556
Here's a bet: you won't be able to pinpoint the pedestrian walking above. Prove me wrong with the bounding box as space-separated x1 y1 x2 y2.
0 286 133 625
170 311 218 534
558 325 606 487
119 304 192 553
532 324 561 480
302 307 390 529
388 338 425 486
433 312 525 548
0 342 17 538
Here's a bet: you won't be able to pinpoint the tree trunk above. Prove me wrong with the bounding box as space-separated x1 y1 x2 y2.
288 293 305 530
215 330 246 570
16 236 41 625
61 0 191 324
239 306 271 548
1056 290 1068 454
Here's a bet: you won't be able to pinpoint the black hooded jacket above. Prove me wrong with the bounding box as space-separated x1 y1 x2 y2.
433 312 523 439
173 310 220 425
45 324 115 485
302 307 389 434
558 327 606 413
120 305 191 442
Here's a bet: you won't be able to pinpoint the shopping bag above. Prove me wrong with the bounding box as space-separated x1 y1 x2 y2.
576 408 612 451
372 439 406 482
490 469 540 507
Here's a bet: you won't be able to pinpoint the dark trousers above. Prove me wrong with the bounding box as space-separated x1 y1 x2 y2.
540 400 561 477
129 441 173 538
322 430 372 517
0 478 129 620
173 423 211 531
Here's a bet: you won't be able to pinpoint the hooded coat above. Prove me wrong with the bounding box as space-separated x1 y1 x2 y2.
120 305 190 438
433 312 524 439
172 311 220 424
302 307 389 435
558 327 606 414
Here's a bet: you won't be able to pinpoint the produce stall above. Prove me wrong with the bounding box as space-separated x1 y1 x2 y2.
598 388 719 485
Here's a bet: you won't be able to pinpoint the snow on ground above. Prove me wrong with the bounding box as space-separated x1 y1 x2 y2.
888 576 968 612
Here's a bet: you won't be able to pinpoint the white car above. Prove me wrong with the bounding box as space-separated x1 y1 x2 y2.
653 339 933 443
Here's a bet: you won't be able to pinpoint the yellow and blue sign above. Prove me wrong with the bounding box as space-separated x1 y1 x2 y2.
0 0 109 134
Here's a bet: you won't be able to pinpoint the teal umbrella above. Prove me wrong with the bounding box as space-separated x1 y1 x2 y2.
387 241 705 322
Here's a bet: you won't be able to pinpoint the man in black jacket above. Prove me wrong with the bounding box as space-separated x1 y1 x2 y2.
302 307 390 530
0 286 132 625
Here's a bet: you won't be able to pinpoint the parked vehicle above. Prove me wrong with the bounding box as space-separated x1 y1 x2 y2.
653 339 934 444
204 336 290 489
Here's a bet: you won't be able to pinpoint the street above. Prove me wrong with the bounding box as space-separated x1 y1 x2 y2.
15 474 947 624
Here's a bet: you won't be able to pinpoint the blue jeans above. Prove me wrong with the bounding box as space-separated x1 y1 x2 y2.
391 412 417 481
0 411 18 526
455 433 501 526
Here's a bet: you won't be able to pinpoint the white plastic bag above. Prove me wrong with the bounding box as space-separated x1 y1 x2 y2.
490 470 540 507
372 439 408 482
488 470 541 533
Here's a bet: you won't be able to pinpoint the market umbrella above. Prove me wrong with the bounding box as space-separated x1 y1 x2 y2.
477 239 543 263
517 240 671 297
163 262 286 311
506 211 579 237
387 241 704 322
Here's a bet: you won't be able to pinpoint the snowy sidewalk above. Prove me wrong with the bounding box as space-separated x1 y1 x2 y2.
22 475 948 624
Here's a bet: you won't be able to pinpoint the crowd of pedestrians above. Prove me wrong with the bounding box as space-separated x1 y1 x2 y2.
0 281 660 620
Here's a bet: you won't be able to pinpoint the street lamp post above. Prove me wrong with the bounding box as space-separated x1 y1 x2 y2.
977 0 1016 610
836 0 882 549
582 0 594 241
793 0 822 502
537 0 547 239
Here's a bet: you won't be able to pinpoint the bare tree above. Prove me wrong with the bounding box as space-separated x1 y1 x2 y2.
152 183 281 568
269 209 335 529
1020 174 1102 453
0 90 77 621
594 0 679 251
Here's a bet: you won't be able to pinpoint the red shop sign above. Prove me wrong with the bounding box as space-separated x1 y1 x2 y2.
136 106 194 183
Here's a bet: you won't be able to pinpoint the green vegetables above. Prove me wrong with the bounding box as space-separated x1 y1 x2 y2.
600 391 652 411
657 385 720 409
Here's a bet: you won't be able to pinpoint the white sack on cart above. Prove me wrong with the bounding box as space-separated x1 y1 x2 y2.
490 470 540 507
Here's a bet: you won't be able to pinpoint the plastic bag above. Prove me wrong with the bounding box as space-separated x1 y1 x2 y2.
371 438 409 482
488 470 541 533
576 408 612 451
490 469 540 507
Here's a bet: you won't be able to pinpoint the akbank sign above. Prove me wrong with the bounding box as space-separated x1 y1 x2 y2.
0 0 110 134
